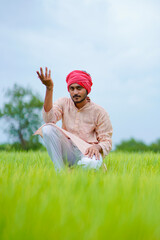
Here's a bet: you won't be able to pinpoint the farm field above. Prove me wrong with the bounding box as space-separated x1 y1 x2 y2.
0 151 160 240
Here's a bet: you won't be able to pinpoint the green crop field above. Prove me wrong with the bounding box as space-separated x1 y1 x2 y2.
0 151 160 240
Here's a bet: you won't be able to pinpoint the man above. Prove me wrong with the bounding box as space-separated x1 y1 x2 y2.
34 67 113 172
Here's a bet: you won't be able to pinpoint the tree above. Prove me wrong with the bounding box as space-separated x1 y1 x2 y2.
115 138 160 152
0 84 44 150
149 139 160 152
115 138 149 152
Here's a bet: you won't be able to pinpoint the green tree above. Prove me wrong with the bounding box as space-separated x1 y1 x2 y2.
0 84 43 150
115 138 160 152
149 139 160 152
115 138 149 152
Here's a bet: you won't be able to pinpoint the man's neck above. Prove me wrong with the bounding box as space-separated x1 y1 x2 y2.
75 98 88 109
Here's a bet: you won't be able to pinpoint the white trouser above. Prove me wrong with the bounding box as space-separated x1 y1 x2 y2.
42 125 103 172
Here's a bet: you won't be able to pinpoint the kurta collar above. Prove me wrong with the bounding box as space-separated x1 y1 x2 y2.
70 96 91 111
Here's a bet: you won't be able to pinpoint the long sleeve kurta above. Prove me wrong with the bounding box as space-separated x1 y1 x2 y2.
34 97 113 158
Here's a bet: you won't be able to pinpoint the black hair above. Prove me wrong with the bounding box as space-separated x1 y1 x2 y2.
81 70 91 76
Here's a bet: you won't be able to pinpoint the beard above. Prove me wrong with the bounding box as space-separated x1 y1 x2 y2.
71 92 88 104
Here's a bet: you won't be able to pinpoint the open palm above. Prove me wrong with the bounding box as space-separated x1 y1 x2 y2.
36 67 54 90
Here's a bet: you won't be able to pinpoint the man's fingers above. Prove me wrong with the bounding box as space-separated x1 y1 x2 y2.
36 71 41 78
87 149 95 158
37 71 44 83
87 149 91 158
96 152 100 160
95 150 100 160
49 69 51 78
85 149 88 155
40 67 44 78
85 147 100 160
89 150 94 159
45 67 48 78
91 150 99 160
85 147 90 155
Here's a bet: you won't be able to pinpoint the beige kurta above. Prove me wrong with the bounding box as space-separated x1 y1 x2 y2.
34 97 113 158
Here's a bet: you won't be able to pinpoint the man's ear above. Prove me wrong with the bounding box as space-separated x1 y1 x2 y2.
86 96 90 102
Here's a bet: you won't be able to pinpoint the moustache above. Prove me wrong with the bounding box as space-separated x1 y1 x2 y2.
73 95 81 98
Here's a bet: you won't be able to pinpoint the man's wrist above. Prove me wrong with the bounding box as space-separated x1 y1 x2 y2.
94 144 102 153
46 86 54 91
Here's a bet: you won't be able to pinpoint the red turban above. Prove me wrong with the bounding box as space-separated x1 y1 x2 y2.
66 70 93 94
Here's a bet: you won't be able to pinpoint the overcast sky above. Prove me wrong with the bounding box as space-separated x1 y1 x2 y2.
0 0 160 148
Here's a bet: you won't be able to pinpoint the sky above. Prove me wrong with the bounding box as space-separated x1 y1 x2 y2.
0 0 160 148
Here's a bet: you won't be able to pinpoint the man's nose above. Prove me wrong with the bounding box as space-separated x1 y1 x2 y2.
73 89 79 94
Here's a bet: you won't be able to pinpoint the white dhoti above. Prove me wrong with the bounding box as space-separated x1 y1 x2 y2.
41 125 103 172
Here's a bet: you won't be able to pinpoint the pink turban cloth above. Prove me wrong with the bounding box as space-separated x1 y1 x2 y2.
66 70 93 94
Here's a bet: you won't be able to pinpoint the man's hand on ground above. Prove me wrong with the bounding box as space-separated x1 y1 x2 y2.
36 67 54 90
85 145 101 160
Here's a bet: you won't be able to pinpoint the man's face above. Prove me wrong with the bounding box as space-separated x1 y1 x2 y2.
69 83 88 103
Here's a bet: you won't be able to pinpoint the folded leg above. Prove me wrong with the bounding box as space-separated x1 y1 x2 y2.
42 125 81 171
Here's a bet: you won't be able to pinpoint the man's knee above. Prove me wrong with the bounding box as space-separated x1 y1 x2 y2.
42 125 58 138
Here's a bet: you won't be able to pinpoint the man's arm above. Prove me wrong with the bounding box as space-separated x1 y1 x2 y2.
95 111 113 157
85 110 112 160
44 88 53 112
36 67 54 112
36 67 63 124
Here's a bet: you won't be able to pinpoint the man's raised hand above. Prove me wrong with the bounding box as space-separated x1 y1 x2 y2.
36 67 54 90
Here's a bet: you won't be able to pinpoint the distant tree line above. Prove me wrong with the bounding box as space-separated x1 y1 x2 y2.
115 138 160 152
0 84 159 152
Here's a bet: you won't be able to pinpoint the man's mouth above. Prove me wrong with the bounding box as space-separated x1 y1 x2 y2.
73 96 81 98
